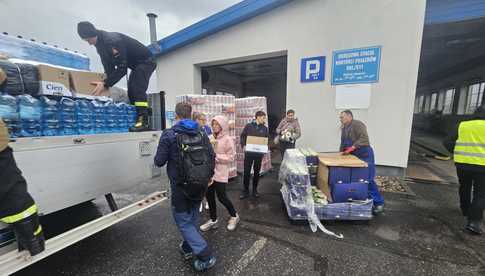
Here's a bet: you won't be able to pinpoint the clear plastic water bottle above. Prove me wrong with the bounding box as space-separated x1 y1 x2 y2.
40 96 60 136
92 100 106 134
18 94 41 137
126 105 137 129
104 101 117 133
115 103 128 133
76 99 95 135
59 97 78 136
0 94 21 138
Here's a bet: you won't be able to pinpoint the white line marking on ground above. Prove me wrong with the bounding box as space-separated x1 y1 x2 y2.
228 237 267 275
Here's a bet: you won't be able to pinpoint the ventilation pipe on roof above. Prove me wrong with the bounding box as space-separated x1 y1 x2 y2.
147 13 158 43
146 12 164 133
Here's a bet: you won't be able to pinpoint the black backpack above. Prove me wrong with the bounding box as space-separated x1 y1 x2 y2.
176 130 215 201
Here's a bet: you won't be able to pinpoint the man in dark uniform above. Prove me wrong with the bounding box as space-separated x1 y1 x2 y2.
77 21 156 132
0 119 45 256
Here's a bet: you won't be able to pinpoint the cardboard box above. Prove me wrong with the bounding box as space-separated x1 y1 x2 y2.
245 136 268 153
37 64 71 97
69 70 110 98
316 152 367 202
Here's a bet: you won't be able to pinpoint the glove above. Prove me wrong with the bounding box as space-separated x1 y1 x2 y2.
343 146 356 155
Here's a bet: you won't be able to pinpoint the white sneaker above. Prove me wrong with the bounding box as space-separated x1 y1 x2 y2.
227 214 240 231
204 202 210 210
200 219 218 232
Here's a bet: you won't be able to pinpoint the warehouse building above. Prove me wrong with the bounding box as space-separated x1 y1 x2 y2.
413 0 485 136
150 0 427 176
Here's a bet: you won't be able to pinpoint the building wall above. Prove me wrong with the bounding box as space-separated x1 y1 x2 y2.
155 0 426 168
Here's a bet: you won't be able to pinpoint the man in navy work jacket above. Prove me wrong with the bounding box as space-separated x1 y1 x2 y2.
339 110 385 215
154 103 217 272
240 111 269 199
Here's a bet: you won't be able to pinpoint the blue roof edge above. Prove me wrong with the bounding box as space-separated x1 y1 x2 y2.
149 0 292 56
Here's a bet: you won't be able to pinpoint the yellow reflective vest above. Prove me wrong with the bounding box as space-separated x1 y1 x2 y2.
454 120 485 166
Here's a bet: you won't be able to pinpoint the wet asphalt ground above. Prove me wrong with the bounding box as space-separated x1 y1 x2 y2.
11 164 485 276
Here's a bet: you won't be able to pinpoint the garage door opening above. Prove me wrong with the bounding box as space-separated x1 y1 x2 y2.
200 56 287 137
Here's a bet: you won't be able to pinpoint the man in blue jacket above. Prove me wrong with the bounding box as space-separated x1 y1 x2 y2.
154 103 216 271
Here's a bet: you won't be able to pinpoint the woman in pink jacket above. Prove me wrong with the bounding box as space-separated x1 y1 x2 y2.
200 115 240 231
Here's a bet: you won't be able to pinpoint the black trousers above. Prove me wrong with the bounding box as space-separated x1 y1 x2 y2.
279 141 295 159
206 181 237 221
0 147 35 219
457 168 485 221
127 60 156 115
243 153 263 192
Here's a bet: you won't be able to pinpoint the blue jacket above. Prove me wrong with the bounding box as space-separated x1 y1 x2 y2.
202 125 212 136
154 119 215 212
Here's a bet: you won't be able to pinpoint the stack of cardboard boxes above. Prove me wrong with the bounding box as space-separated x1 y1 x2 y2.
37 64 109 98
176 94 238 178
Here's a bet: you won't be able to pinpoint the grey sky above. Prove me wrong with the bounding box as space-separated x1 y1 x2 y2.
0 0 240 90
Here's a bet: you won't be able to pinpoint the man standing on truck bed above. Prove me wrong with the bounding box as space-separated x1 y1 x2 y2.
0 119 45 256
77 21 156 132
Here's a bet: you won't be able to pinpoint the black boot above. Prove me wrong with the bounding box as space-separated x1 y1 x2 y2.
12 213 45 256
465 220 482 235
129 107 150 132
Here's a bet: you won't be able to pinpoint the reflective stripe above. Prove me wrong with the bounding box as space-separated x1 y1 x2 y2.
0 204 37 223
454 151 485 158
134 102 148 107
34 225 42 236
455 142 485 148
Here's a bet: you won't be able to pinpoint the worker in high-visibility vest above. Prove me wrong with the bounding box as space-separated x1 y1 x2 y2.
444 105 485 235
0 119 45 255
77 21 156 132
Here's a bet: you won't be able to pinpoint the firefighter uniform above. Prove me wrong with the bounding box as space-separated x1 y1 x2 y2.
77 21 156 131
0 119 45 255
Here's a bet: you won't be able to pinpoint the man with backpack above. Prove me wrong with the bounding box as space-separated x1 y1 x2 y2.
154 103 216 271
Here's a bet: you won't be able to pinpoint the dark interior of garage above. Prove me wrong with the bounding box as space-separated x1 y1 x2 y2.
413 1 485 139
201 56 287 136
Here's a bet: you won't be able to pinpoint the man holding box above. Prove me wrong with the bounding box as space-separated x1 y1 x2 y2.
77 21 156 132
240 111 269 199
339 110 385 214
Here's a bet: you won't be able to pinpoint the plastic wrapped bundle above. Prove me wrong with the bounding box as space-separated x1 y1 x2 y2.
0 60 39 96
0 94 20 137
0 60 23 95
16 63 39 95
0 33 89 70
279 149 343 238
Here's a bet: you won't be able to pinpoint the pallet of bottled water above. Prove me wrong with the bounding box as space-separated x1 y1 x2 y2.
0 93 137 138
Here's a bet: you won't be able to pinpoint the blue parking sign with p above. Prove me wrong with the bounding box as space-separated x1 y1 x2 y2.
301 56 325 82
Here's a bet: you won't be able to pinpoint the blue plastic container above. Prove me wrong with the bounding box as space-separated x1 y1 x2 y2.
18 94 41 137
0 94 20 137
59 97 78 136
40 96 60 136
77 99 95 135
92 100 107 134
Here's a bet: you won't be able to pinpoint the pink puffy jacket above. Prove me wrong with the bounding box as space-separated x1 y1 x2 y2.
211 115 236 183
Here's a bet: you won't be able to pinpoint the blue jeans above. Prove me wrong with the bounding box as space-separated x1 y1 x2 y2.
172 205 212 260
356 147 385 206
